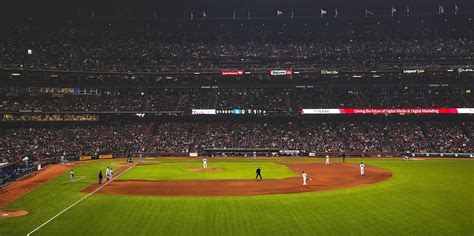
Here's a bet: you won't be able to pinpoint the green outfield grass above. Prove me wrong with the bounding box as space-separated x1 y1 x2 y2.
118 162 297 180
0 158 473 236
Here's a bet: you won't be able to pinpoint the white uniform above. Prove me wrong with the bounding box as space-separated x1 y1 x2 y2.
253 152 257 160
302 172 308 185
70 170 75 183
106 167 110 181
325 155 330 165
203 158 207 169
360 163 365 176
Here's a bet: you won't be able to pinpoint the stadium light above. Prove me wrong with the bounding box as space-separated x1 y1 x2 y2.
27 49 32 55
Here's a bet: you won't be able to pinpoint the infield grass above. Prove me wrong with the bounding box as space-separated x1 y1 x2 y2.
118 162 297 180
0 158 473 236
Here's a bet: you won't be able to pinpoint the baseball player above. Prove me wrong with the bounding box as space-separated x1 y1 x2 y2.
107 168 114 181
302 171 308 185
106 167 110 181
203 158 207 169
70 169 75 183
342 153 346 163
253 151 257 160
360 162 365 176
255 166 262 180
325 155 330 165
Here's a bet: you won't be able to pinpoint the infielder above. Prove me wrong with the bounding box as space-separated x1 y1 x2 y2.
203 158 208 169
255 166 262 180
70 169 75 183
325 155 330 165
106 166 110 181
360 162 365 176
302 171 308 185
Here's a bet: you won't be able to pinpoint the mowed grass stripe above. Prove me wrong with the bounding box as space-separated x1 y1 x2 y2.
0 159 472 235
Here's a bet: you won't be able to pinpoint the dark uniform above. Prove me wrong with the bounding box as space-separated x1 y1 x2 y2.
256 167 262 180
98 170 103 185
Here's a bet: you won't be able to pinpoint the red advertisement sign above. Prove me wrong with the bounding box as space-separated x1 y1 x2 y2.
221 70 245 76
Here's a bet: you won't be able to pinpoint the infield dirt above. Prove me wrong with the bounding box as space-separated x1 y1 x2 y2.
83 163 391 196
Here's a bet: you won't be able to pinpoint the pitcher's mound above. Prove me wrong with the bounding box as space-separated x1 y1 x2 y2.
0 210 28 219
186 168 223 172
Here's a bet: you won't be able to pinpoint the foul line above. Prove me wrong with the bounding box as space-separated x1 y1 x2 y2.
27 163 136 236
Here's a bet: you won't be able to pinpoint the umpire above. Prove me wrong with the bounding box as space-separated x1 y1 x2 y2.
98 170 103 185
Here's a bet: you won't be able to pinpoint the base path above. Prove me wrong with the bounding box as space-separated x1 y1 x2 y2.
83 163 392 196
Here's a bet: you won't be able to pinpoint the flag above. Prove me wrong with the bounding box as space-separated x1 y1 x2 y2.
406 5 410 16
455 3 459 15
438 5 445 14
391 6 397 16
321 9 327 18
291 9 294 19
190 12 194 20
277 10 284 17
153 11 158 20
233 10 236 19
365 9 375 18
203 11 207 18
335 8 338 18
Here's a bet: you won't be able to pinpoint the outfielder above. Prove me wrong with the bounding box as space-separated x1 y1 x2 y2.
203 158 208 169
253 151 257 160
325 155 330 165
302 171 308 185
360 162 365 176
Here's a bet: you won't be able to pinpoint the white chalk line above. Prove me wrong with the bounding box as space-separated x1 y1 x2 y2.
27 163 136 236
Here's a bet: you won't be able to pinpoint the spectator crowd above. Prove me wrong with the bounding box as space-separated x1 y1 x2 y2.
0 27 472 72
1 87 471 112
1 121 472 165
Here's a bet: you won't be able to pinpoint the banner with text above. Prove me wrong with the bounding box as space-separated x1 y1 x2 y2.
301 108 474 115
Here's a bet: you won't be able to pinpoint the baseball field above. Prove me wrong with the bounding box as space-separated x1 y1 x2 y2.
0 158 473 235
